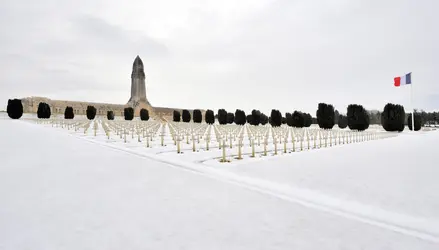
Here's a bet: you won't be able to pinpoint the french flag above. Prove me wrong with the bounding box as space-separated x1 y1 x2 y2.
394 72 412 87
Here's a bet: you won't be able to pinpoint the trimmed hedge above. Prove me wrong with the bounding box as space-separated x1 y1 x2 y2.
86 106 96 120
193 109 202 123
182 109 191 123
173 110 181 122
347 104 370 131
338 115 348 129
37 102 51 119
316 103 335 129
107 111 115 120
64 106 74 119
140 108 149 121
7 99 23 119
381 103 405 132
124 107 134 120
205 109 214 124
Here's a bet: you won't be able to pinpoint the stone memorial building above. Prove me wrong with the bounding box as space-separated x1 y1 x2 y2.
21 56 192 119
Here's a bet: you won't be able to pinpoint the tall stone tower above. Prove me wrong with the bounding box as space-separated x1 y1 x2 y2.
127 55 149 106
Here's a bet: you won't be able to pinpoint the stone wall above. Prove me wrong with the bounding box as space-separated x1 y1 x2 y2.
20 96 204 120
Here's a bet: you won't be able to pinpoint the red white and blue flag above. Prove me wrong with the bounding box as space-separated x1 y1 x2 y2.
394 72 412 87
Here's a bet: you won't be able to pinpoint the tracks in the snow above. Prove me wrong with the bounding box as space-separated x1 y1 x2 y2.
59 125 439 244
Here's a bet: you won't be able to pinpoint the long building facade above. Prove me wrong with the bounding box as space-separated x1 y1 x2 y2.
21 56 193 119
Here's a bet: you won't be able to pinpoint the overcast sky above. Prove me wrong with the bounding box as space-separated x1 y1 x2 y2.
1 0 438 114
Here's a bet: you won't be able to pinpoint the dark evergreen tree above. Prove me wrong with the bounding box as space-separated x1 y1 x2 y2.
64 106 74 119
182 109 191 122
193 109 202 123
173 110 181 122
218 109 228 125
234 109 246 125
246 114 254 125
269 109 282 127
381 103 405 132
347 104 370 131
316 103 335 129
304 113 312 127
292 111 305 128
205 109 215 124
140 108 149 121
338 115 348 129
250 109 261 126
227 112 235 124
37 103 44 119
124 107 134 120
260 113 269 125
107 111 115 120
6 99 23 119
37 102 51 119
86 106 96 120
407 113 422 131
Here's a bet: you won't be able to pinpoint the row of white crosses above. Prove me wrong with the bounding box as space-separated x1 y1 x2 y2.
103 120 162 145
210 124 396 162
167 121 210 153
33 117 164 146
32 117 397 163
34 117 91 133
213 124 244 162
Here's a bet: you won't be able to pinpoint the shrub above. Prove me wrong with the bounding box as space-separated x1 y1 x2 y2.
407 113 422 131
381 103 405 132
250 110 261 126
193 109 202 123
173 110 181 122
347 104 370 131
124 107 134 120
227 112 235 124
338 115 348 129
304 113 312 127
182 109 191 123
37 102 51 119
107 111 115 120
246 114 254 125
292 111 305 128
64 106 74 119
260 113 269 125
218 109 228 125
234 109 246 125
140 108 149 121
7 99 23 119
205 109 215 124
269 109 282 127
281 117 287 124
316 103 335 129
86 106 96 120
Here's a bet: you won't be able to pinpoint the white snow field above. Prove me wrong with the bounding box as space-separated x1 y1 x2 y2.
0 114 438 250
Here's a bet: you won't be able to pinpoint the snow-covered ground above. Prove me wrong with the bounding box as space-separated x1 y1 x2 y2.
1 114 438 249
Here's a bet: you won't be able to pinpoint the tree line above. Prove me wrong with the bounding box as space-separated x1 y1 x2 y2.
6 99 431 131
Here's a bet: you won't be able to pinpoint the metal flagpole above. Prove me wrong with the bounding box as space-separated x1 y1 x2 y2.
410 74 415 131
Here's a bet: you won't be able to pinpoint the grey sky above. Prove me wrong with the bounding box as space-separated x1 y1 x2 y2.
1 0 438 114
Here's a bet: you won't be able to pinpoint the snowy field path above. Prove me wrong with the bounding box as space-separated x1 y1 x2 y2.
0 118 438 249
